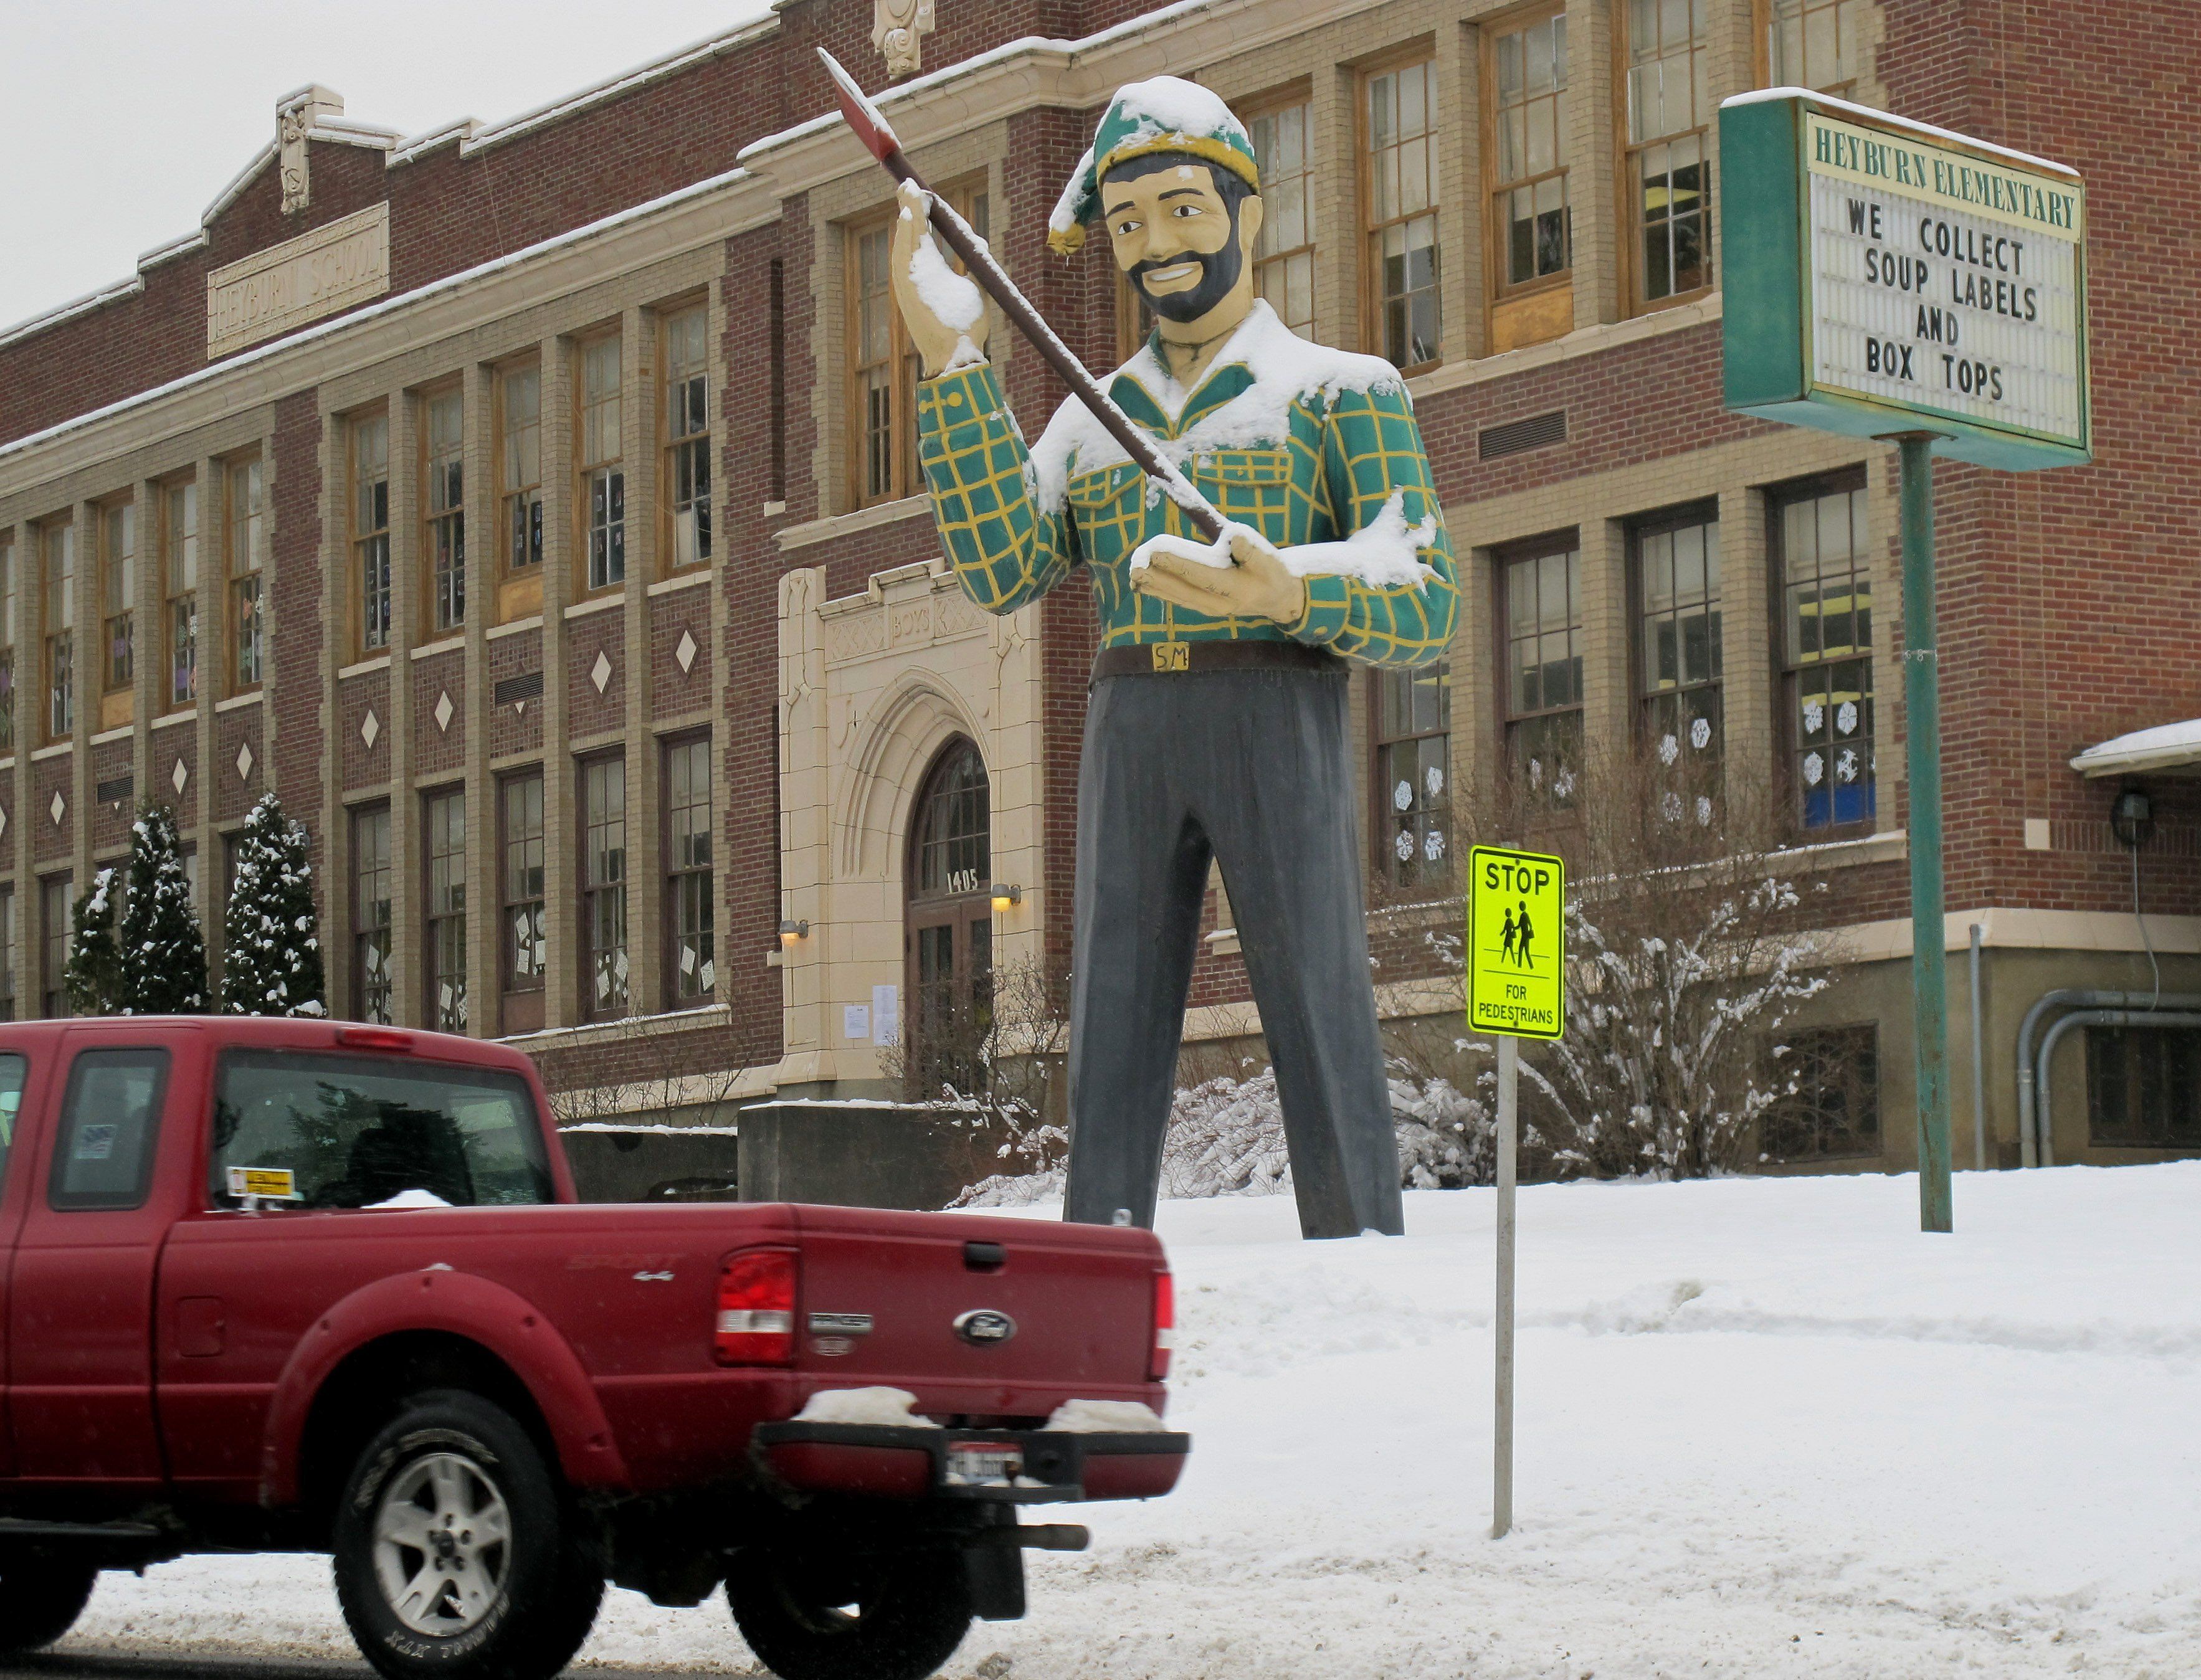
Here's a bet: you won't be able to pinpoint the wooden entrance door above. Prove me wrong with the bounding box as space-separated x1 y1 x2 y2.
904 739 992 1097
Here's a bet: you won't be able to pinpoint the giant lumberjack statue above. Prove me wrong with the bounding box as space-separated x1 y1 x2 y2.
839 64 1459 1238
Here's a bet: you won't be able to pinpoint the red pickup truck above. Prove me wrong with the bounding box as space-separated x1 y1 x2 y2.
0 1015 1185 1680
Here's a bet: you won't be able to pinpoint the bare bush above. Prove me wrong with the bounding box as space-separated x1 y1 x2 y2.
1455 746 1845 1178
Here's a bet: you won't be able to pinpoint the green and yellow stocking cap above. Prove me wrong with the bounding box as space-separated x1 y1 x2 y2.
1047 76 1262 256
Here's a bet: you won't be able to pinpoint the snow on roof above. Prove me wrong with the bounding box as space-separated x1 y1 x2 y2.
2070 718 2201 778
1719 85 2082 179
0 163 753 468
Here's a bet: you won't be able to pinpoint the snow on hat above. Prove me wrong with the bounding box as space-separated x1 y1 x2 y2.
1047 77 1262 256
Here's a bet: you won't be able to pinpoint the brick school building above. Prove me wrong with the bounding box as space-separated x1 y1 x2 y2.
0 0 2193 1171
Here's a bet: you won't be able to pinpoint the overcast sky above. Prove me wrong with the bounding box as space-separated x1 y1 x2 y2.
0 1 781 333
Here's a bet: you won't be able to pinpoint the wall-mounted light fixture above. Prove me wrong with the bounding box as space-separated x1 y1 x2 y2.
777 919 810 946
989 883 1022 912
2111 786 2154 850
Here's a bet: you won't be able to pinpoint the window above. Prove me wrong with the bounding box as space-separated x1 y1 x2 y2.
1488 8 1571 298
40 875 70 1017
50 1048 169 1210
1623 0 1713 308
352 415 391 654
425 787 466 1033
1362 57 1441 369
1636 511 1723 799
905 740 992 1098
0 1054 21 1179
665 736 715 1003
500 364 543 579
228 458 264 693
578 336 625 594
1501 542 1582 804
847 184 989 507
1777 482 1873 832
0 532 16 752
0 888 15 1022
581 756 628 1018
1766 0 1867 95
352 805 392 1025
43 521 72 741
1249 97 1317 338
501 772 546 1025
1375 665 1452 889
422 387 465 634
662 304 712 570
100 500 134 700
209 1050 554 1210
1761 1024 1879 1160
163 480 197 710
2086 1028 2201 1149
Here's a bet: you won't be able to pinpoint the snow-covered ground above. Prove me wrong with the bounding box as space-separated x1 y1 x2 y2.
69 1165 2201 1678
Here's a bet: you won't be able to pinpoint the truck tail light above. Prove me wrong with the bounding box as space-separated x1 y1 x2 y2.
716 1249 797 1365
1149 1269 1174 1382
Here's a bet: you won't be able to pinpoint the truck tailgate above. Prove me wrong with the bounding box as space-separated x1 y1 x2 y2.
786 1205 1165 1418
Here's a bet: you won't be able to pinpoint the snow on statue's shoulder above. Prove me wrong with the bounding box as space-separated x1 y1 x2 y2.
1029 303 1409 513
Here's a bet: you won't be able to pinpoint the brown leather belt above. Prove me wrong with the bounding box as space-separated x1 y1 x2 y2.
1091 640 1343 680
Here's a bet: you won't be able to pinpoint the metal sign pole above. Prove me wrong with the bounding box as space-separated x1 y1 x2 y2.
1898 432 1953 1233
1493 1032 1518 1539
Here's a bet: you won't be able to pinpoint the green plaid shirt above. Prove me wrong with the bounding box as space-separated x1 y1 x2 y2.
913 304 1458 667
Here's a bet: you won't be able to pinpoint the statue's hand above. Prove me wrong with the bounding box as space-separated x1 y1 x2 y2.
888 180 991 379
1129 523 1310 629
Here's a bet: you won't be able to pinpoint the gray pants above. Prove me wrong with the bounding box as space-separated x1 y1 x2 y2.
1063 667 1405 1239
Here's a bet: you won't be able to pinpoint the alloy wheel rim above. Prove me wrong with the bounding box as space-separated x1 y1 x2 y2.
371 1451 513 1636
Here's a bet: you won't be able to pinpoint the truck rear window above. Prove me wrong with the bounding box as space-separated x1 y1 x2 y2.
210 1050 554 1210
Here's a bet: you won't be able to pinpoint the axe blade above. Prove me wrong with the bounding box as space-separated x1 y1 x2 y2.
817 49 900 164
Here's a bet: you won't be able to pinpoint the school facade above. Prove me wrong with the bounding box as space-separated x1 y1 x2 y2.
0 0 2193 1169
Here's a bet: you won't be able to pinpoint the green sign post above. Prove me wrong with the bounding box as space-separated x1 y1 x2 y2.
1721 89 2089 1232
1467 845 1566 1538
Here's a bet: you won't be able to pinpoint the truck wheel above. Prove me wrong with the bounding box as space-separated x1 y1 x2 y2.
0 1560 97 1651
333 1390 602 1680
728 1545 971 1680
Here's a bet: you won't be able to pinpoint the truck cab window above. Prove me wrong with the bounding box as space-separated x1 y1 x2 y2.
209 1051 554 1210
0 1053 26 1189
50 1049 169 1210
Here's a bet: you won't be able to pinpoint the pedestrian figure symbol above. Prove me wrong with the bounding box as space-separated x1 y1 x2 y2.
1515 903 1535 969
1500 906 1518 965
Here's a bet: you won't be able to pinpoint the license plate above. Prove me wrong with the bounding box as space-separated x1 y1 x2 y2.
944 1441 1022 1488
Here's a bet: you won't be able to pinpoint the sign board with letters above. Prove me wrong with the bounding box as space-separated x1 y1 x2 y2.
1721 89 2088 471
206 201 390 361
1467 845 1566 1042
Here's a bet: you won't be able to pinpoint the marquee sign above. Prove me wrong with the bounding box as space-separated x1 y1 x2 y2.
1721 89 2088 470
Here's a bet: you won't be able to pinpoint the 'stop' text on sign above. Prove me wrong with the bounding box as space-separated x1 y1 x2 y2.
1721 90 2088 472
1467 845 1566 1042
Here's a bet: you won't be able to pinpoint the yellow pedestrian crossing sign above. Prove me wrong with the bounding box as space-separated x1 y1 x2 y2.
1468 845 1566 1040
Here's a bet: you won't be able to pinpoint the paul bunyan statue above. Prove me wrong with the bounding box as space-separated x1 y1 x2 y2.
889 76 1459 1239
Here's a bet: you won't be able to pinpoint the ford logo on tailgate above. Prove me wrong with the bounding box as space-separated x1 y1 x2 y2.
953 1308 1017 1347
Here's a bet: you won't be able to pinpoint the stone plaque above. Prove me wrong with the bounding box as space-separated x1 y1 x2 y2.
206 201 389 359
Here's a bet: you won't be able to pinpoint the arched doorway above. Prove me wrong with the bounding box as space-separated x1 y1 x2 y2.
905 738 991 1097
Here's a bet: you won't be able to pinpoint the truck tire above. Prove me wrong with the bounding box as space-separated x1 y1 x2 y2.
0 1560 97 1651
728 1545 971 1680
333 1390 603 1680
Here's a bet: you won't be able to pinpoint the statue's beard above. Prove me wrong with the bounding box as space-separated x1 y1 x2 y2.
1129 232 1246 325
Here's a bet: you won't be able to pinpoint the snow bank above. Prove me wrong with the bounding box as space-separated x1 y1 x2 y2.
793 1387 938 1428
361 1189 454 1210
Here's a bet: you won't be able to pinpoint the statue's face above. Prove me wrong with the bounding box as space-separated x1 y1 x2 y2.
1101 159 1265 328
